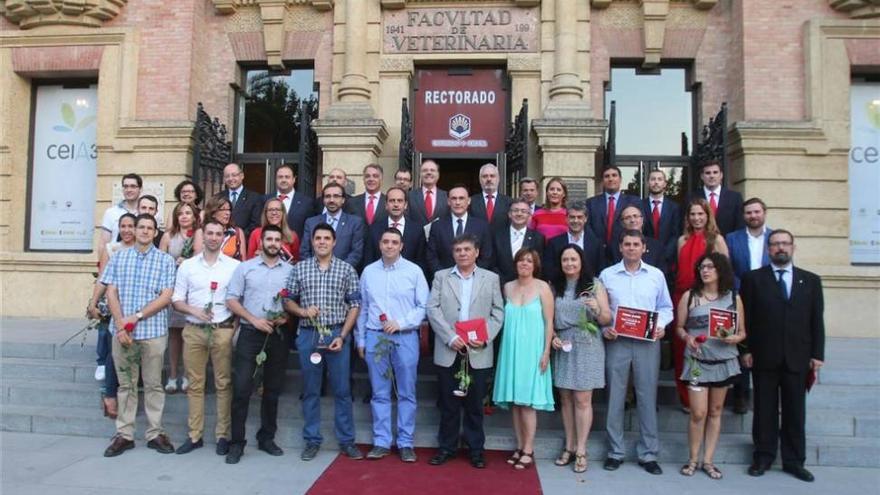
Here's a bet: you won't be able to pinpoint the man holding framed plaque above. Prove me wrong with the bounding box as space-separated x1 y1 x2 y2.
599 229 673 475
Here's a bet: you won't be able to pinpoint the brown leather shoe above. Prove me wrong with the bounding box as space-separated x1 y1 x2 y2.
103 435 134 457
147 434 175 454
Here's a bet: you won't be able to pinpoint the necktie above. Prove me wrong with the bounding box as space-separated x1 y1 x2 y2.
605 195 616 243
279 194 288 201
455 218 464 237
391 222 400 231
710 192 718 215
366 195 376 225
776 269 788 299
652 200 661 239
328 216 337 231
425 190 434 220
486 194 495 221
231 190 238 206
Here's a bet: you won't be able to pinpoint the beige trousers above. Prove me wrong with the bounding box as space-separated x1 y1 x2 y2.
182 324 234 442
112 334 167 441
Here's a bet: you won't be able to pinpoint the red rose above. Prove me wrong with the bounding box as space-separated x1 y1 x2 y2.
210 281 219 291
379 313 387 323
124 322 136 333
186 229 194 237
695 334 708 344
279 288 290 298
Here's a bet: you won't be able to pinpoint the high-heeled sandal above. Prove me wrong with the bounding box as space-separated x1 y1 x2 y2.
506 449 523 465
573 453 588 473
514 451 534 470
554 449 574 466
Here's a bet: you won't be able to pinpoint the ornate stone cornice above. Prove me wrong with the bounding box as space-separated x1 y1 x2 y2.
828 0 880 19
212 0 331 14
592 0 717 9
0 0 127 29
381 0 540 9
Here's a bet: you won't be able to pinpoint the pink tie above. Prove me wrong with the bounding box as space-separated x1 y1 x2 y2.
710 192 718 215
606 195 616 243
279 194 288 201
366 195 376 225
425 190 434 220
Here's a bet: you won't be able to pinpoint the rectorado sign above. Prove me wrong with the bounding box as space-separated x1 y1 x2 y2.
413 69 507 154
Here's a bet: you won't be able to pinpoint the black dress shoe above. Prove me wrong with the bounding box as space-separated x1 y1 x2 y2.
147 434 175 454
216 438 230 456
748 462 770 477
603 458 623 471
429 450 456 465
175 438 203 455
258 440 284 456
103 435 134 457
638 460 663 475
470 453 486 469
226 443 244 464
783 465 815 482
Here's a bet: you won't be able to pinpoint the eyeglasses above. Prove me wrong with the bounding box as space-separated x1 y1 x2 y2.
698 264 716 271
769 241 793 247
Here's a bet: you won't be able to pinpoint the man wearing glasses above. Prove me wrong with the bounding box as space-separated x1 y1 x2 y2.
301 182 365 271
218 162 263 236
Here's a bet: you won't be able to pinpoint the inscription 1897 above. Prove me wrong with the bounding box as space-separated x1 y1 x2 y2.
383 8 538 53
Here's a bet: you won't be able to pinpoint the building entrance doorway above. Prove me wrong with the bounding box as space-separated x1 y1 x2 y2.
431 157 488 194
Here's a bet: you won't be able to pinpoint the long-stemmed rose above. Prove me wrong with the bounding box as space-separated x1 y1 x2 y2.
453 350 472 397
201 281 221 344
254 289 289 377
118 322 142 391
180 229 195 259
688 334 708 388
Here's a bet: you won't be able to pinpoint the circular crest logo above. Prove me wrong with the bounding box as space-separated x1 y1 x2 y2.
449 113 472 140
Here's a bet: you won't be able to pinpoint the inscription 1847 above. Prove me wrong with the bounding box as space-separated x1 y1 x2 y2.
383 8 539 53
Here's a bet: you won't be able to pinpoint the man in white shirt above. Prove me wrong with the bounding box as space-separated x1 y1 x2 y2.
99 173 141 256
171 220 240 455
469 163 511 230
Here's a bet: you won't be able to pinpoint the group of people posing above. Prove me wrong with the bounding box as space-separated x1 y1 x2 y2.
88 158 824 483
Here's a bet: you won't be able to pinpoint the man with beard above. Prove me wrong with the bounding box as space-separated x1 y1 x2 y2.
741 230 825 482
224 225 293 464
640 169 682 270
301 182 365 270
409 160 448 225
469 163 511 230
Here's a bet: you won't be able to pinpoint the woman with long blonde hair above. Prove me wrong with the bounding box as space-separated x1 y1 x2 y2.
246 198 300 262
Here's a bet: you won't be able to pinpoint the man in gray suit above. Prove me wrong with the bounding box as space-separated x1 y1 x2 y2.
427 234 504 469
301 182 365 271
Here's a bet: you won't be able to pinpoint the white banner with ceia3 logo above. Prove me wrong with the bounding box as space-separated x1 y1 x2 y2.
29 85 98 251
849 82 880 264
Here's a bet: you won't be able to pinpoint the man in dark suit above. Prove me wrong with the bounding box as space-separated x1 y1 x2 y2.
611 205 666 270
347 163 387 227
408 160 448 225
220 163 263 235
641 169 682 270
691 160 744 235
469 163 511 230
585 166 640 267
519 177 541 215
265 163 314 239
301 182 365 271
725 197 771 414
543 204 603 283
426 184 493 275
364 186 426 270
741 229 825 483
493 198 545 286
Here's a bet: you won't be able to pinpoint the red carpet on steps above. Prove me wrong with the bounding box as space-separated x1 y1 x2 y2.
306 448 543 495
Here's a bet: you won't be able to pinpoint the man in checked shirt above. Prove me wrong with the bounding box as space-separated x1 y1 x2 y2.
284 222 363 462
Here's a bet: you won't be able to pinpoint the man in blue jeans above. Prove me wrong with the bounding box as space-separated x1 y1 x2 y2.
285 223 363 461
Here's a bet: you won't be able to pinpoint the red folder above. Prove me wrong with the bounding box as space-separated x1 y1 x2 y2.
455 318 488 343
708 308 738 339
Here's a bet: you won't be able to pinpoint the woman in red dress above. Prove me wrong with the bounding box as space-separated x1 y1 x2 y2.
673 198 729 411
530 176 569 242
247 198 300 263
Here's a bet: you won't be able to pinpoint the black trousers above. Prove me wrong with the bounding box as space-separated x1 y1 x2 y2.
436 355 490 455
752 367 808 466
733 365 752 401
231 325 288 445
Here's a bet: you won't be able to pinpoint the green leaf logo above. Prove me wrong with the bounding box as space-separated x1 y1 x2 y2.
54 102 96 133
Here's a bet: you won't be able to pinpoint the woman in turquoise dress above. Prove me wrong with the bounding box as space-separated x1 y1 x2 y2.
493 248 555 470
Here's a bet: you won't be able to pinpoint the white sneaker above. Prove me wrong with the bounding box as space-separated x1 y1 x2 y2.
95 365 106 381
164 378 178 394
180 376 189 393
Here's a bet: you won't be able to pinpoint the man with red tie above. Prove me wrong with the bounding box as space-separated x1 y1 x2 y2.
348 164 387 228
408 160 448 225
640 169 682 273
468 163 511 230
584 166 640 268
691 160 744 236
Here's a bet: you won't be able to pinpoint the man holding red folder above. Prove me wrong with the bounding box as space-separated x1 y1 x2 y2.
427 233 505 469
599 229 673 475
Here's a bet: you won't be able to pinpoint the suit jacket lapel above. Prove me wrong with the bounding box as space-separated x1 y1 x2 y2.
448 270 462 304
470 270 485 307
500 228 513 262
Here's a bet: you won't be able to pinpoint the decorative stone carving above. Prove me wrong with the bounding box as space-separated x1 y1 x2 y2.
0 0 127 29
379 57 414 74
381 0 540 9
828 0 880 19
212 0 331 15
592 0 717 8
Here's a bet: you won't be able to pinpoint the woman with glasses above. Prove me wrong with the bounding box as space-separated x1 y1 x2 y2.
675 253 745 480
246 198 300 263
672 198 729 412
165 180 204 226
203 196 246 261
530 177 569 242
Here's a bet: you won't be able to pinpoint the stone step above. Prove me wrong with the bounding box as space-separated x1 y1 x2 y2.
3 403 877 467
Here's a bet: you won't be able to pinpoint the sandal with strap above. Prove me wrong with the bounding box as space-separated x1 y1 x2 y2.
506 449 523 465
554 449 574 466
573 453 588 473
680 461 699 476
702 463 723 480
514 452 535 470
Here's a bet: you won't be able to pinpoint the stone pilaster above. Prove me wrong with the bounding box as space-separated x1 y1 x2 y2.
312 118 388 193
325 0 373 120
543 0 591 120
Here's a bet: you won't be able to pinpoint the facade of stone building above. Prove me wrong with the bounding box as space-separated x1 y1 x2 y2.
0 0 878 337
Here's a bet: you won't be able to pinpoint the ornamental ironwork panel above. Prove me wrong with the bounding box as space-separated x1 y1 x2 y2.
692 102 728 179
297 97 320 195
399 97 413 172
505 99 529 196
192 102 231 200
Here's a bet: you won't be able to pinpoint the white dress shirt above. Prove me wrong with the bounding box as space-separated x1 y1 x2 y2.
703 186 721 202
275 190 294 213
364 192 381 217
567 231 584 250
388 216 406 235
451 212 469 233
747 227 768 270
771 262 793 297
172 253 241 324
510 225 526 256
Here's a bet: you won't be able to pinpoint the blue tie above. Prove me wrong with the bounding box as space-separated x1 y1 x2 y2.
776 269 788 300
230 190 238 206
455 218 464 237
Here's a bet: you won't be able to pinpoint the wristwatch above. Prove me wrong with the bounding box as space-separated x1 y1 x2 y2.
136 311 144 321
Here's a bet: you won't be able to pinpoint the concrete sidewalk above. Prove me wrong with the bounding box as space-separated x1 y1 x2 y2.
2 432 879 495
